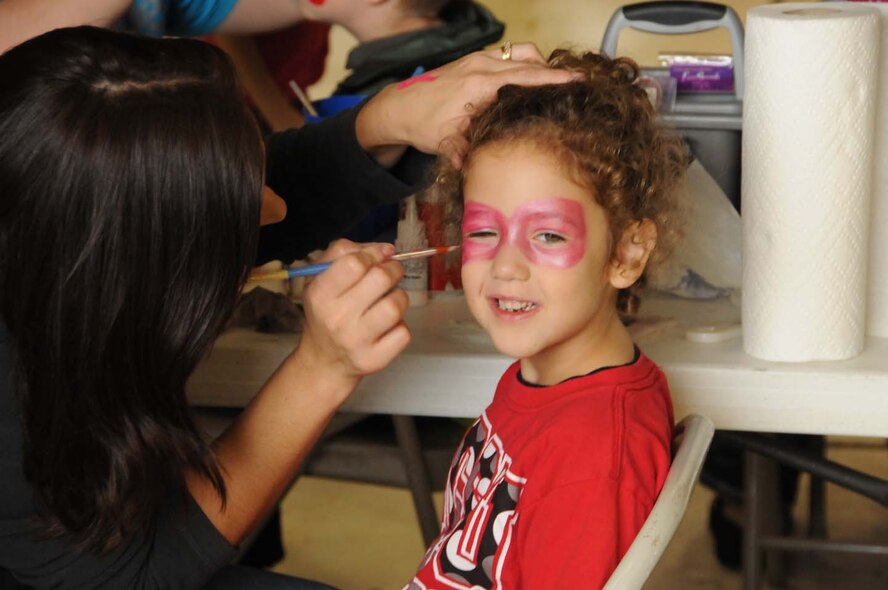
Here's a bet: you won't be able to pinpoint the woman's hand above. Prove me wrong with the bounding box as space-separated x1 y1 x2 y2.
197 240 409 545
292 240 411 400
355 42 581 167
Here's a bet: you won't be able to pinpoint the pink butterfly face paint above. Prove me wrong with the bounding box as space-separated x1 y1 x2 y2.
461 198 587 268
397 72 438 90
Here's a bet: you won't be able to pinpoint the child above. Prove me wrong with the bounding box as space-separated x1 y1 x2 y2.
406 50 688 588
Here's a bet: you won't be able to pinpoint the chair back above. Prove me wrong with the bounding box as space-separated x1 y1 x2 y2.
603 414 715 589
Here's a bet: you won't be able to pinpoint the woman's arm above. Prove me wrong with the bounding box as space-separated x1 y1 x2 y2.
214 0 304 34
259 44 580 263
187 241 410 545
259 104 415 263
355 43 582 166
0 0 305 55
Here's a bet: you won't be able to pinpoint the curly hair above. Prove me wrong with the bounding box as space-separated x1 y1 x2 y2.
437 49 688 270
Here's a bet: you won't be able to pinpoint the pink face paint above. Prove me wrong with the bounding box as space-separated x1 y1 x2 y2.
397 72 438 90
461 198 587 268
309 0 326 5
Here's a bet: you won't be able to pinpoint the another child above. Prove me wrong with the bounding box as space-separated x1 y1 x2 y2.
406 50 688 588
319 0 504 98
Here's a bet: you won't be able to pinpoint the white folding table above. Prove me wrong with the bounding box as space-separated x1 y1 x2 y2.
188 292 888 438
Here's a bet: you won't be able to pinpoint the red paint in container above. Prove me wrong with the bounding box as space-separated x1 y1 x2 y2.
418 198 462 291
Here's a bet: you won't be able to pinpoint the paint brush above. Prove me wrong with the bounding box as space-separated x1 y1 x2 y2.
288 80 319 118
247 245 460 284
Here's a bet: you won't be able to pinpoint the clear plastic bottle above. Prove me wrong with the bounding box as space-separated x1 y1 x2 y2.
395 196 429 307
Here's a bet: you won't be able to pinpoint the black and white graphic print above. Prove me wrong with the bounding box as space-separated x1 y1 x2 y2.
408 413 526 589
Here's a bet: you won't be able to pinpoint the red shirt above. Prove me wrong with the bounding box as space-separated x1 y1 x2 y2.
407 351 674 589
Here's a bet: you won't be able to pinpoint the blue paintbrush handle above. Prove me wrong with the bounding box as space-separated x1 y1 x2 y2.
286 262 333 278
276 246 456 281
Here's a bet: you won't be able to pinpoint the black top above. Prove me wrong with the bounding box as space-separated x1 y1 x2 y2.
257 102 416 264
0 323 237 589
0 103 416 588
334 1 504 97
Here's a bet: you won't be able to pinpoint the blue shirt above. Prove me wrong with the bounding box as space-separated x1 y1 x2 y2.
127 0 239 37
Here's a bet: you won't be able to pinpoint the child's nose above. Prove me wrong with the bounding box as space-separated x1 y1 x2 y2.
490 244 530 281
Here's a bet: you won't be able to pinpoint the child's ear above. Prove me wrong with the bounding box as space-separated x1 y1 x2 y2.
608 219 657 289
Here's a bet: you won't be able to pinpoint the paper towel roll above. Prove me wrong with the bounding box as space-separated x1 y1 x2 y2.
868 4 888 338
742 3 880 361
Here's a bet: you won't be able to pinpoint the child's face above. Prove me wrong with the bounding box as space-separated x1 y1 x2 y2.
461 141 624 381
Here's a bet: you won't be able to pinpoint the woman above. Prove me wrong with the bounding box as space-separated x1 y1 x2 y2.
0 26 574 589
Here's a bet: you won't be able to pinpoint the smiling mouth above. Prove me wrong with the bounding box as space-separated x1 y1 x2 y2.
494 298 538 313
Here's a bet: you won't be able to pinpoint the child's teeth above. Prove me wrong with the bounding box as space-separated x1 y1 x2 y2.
497 299 536 312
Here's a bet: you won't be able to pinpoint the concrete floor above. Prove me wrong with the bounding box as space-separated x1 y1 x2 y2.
272 438 886 590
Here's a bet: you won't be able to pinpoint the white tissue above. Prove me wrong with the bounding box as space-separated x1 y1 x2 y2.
742 3 880 361
647 161 741 297
680 161 742 290
868 4 888 338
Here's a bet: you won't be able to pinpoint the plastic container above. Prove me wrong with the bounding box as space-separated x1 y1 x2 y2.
396 196 429 307
601 1 744 211
417 188 463 292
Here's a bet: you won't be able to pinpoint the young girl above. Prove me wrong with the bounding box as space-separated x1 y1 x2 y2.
406 50 687 589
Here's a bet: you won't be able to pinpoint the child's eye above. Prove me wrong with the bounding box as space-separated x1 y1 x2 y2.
533 232 567 244
466 229 499 240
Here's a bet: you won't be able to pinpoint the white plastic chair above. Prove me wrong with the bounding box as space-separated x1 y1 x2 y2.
603 414 715 590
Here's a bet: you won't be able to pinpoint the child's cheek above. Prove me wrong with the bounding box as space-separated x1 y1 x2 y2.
521 241 586 268
461 240 498 264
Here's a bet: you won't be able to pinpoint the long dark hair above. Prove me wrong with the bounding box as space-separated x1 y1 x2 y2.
0 27 264 552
